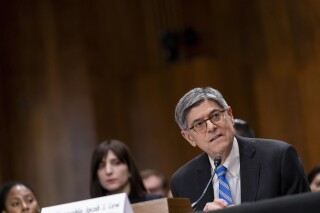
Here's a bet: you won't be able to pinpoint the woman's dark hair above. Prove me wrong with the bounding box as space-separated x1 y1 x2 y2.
0 181 37 212
90 139 146 198
308 165 320 183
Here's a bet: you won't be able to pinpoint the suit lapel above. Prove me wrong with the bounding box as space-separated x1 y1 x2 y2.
194 153 214 210
237 137 261 202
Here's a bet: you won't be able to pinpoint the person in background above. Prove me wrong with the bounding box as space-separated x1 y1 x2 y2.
90 139 162 203
234 118 255 138
308 165 320 192
0 181 40 213
170 87 310 211
141 169 169 197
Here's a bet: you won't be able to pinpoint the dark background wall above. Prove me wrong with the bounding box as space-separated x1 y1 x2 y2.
1 0 320 207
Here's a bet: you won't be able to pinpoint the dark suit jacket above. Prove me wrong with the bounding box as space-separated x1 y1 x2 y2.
170 136 311 211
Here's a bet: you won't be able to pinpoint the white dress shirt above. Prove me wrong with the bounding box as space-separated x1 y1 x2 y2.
209 137 241 205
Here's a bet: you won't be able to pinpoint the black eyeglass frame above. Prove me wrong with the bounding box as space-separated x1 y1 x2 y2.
188 109 227 133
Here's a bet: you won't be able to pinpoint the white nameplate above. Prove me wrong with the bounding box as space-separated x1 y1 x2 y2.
41 193 133 213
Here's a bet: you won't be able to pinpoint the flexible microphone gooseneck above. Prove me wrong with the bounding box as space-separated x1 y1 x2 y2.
191 156 222 210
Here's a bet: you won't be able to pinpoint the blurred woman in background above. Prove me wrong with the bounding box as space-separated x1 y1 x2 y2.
308 165 320 192
90 139 162 203
0 181 40 213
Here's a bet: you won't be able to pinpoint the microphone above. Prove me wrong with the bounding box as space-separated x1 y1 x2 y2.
191 156 222 209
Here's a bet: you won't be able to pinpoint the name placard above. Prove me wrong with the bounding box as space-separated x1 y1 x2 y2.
41 193 133 213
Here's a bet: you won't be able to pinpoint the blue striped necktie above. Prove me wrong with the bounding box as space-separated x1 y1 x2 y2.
215 165 233 205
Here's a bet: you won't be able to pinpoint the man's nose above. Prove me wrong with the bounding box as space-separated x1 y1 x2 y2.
206 119 217 131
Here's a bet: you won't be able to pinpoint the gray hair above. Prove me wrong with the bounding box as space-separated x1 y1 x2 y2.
175 87 228 130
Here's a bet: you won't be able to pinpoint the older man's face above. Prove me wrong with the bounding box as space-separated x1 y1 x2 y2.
181 99 235 160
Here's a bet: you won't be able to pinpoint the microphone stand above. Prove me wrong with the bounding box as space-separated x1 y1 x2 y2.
191 156 221 210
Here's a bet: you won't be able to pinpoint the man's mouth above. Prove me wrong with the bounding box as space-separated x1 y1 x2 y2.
210 134 222 142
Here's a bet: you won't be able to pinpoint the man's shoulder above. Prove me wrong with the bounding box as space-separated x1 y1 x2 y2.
237 136 295 159
237 136 291 149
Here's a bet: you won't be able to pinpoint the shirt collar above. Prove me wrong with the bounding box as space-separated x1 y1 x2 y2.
209 137 240 177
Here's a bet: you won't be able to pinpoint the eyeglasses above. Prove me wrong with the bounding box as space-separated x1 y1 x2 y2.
188 109 226 133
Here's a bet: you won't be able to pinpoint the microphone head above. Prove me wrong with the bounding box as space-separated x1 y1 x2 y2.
214 156 222 168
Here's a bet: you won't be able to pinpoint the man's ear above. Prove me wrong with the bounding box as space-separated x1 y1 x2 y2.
227 106 234 121
181 130 197 147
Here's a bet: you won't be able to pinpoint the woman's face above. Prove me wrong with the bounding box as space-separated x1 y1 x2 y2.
97 150 131 194
3 185 39 213
310 173 320 192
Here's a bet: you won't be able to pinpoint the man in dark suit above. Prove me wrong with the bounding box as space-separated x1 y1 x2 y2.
170 87 310 211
